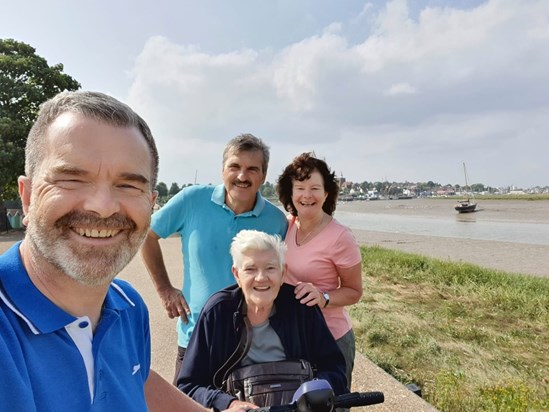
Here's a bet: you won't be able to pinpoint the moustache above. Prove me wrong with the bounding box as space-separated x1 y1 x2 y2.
55 211 137 231
234 179 252 186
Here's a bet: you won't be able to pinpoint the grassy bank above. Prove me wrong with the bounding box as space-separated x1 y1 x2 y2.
475 194 549 201
351 246 549 411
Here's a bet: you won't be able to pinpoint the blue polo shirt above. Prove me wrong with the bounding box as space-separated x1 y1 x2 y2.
0 243 151 411
151 184 287 347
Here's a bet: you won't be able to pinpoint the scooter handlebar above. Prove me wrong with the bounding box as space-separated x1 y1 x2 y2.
249 390 384 412
333 391 385 408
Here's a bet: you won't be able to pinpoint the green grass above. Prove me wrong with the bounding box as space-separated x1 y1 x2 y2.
428 194 549 201
475 194 549 201
351 246 549 412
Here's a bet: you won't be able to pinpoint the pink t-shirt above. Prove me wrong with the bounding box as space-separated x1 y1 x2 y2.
284 216 361 340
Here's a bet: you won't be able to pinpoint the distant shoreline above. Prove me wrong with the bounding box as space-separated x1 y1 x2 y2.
337 198 549 278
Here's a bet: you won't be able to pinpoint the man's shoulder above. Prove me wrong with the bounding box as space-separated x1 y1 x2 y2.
153 185 217 216
185 184 216 194
263 199 284 212
0 242 21 267
170 184 216 202
258 198 287 220
111 279 146 309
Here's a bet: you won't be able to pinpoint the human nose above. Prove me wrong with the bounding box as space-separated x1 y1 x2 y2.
255 270 268 281
82 185 120 218
301 189 312 198
237 169 249 181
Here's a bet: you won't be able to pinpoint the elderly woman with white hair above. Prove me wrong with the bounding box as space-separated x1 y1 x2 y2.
177 230 347 411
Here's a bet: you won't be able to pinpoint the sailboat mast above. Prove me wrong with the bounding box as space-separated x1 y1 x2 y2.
463 162 469 189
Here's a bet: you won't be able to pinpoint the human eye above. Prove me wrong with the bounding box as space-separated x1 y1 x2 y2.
50 167 88 189
55 178 86 189
116 182 147 195
116 174 149 194
243 266 256 275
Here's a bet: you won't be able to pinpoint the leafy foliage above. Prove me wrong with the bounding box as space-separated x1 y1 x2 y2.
155 182 168 197
0 38 80 201
168 182 180 196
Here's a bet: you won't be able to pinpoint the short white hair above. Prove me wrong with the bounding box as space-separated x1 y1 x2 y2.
230 230 287 270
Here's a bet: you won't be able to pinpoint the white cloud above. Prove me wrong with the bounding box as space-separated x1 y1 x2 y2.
384 82 417 96
125 0 549 188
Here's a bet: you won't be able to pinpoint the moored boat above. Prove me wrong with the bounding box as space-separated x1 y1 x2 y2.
454 199 476 213
455 162 477 213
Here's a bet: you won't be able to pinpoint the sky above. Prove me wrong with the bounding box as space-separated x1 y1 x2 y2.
2 0 548 189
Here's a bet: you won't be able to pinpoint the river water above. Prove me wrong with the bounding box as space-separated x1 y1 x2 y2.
334 198 549 247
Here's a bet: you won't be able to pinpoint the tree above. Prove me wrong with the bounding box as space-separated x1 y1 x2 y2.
471 183 485 193
260 181 275 198
168 182 181 196
0 39 80 202
155 182 168 197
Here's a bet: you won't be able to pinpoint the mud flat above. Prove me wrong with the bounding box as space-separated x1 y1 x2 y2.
337 198 549 277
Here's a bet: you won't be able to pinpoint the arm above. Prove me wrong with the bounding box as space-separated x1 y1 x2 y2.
140 229 190 322
326 261 363 307
145 369 210 412
294 261 362 308
145 370 247 412
295 227 363 308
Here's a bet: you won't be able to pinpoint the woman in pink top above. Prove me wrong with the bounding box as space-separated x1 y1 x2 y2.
276 153 363 390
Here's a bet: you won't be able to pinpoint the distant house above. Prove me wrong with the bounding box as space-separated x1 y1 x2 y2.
436 188 455 196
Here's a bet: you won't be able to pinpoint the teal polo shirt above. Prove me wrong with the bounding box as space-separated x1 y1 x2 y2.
151 184 288 347
0 243 151 411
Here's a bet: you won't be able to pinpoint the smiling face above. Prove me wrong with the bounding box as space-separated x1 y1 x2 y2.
19 112 157 286
232 248 285 312
291 169 328 219
222 149 266 214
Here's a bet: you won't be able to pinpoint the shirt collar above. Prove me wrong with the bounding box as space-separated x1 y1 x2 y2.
0 242 134 334
211 184 265 216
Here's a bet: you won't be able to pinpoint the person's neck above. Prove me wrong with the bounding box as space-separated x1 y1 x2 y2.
20 240 107 331
225 194 256 215
297 212 327 234
246 302 273 326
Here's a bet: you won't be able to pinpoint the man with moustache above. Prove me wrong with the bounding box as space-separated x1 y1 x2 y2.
0 91 239 411
141 133 288 384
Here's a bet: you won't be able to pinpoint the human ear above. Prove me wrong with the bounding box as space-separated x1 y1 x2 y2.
18 176 32 225
150 190 158 209
232 266 241 286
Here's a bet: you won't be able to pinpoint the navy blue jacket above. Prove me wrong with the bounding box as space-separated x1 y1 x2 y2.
177 283 348 410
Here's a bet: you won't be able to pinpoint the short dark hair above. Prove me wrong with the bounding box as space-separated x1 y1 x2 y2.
276 152 339 216
222 133 270 175
25 90 159 189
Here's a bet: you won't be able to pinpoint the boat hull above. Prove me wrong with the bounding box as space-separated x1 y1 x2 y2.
455 202 477 213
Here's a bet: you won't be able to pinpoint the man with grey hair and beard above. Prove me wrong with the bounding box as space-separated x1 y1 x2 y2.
0 90 239 412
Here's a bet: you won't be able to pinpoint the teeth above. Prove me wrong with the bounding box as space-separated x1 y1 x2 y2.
75 228 120 238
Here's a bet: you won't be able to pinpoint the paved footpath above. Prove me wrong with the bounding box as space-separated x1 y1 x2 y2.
1 231 438 411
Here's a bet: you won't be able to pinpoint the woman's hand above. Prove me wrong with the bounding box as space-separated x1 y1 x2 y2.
226 399 257 411
294 282 326 307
